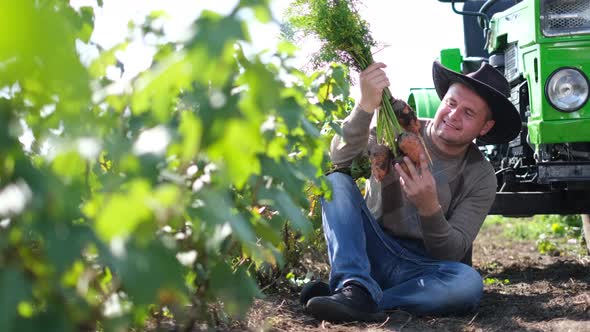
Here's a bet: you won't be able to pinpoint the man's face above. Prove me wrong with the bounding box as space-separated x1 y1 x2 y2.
432 83 495 147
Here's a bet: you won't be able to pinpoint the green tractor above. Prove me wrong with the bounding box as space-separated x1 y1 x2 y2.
410 0 590 220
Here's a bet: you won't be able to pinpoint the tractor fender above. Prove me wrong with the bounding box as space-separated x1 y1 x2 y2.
407 88 441 120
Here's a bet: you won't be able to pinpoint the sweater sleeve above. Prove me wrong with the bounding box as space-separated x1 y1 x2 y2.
418 161 497 261
329 106 375 168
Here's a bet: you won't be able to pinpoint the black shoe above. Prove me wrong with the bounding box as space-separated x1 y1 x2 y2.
300 280 331 306
306 283 387 322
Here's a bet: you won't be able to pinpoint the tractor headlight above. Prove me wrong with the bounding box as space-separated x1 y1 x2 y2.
545 68 589 112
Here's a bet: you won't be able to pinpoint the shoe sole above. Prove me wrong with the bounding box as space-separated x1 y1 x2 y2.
306 297 388 323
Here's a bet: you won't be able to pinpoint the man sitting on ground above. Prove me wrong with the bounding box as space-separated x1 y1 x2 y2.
302 61 521 322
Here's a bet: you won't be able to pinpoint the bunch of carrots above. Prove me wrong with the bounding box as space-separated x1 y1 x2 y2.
286 0 430 179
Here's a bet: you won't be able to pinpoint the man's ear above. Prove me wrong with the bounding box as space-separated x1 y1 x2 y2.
479 119 495 136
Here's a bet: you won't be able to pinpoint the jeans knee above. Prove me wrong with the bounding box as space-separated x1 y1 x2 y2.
325 172 356 191
323 172 362 205
464 265 484 297
321 172 367 230
413 263 482 315
444 264 483 313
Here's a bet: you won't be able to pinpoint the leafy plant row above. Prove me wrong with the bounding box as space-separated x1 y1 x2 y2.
0 0 351 330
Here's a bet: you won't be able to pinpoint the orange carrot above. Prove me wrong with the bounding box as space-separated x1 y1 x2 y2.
369 99 432 182
369 145 392 182
391 97 432 166
391 97 421 135
398 132 424 167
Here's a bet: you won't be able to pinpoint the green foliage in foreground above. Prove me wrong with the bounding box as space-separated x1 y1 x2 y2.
0 0 353 330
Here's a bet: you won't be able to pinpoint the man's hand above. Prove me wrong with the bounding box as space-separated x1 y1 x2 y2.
394 154 441 216
358 62 390 113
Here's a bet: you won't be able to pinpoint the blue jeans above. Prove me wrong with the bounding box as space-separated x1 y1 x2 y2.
321 172 483 315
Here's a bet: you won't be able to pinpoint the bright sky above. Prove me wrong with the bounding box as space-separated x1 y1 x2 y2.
71 0 465 100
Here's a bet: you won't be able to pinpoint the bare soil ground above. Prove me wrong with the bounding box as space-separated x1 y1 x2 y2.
239 223 590 332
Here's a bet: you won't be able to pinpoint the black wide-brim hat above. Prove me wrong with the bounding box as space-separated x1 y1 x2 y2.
432 61 522 144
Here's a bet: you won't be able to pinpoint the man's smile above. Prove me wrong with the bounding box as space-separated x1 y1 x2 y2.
442 120 459 131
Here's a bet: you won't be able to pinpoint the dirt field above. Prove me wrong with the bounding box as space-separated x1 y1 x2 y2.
238 222 590 332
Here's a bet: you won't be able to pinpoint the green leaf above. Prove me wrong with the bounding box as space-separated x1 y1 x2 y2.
329 120 344 137
187 13 249 87
45 224 95 274
260 157 308 204
94 180 152 241
229 214 256 245
89 43 127 78
17 308 75 332
178 111 202 162
253 5 272 23
76 7 95 42
300 117 321 137
0 269 31 332
110 241 186 306
196 189 256 249
329 64 350 99
153 184 181 207
259 188 312 235
277 40 298 56
209 262 261 318
207 120 263 189
277 97 302 130
132 54 191 120
194 12 250 56
237 55 282 114
267 135 287 160
0 0 90 111
252 217 281 245
51 151 86 184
